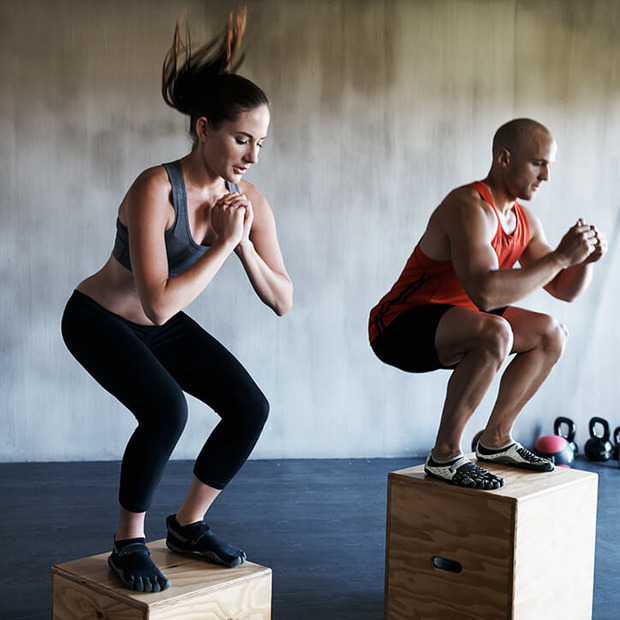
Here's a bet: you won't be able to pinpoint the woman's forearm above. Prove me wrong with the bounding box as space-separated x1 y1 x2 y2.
235 240 293 316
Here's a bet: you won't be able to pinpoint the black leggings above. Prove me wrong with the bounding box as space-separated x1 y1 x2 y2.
61 290 269 513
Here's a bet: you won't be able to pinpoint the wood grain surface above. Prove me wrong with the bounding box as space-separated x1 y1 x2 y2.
51 539 271 619
385 458 597 619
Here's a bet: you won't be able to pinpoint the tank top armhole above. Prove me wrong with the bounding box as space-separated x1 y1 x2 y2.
463 180 503 234
467 180 493 206
514 201 531 243
162 161 184 232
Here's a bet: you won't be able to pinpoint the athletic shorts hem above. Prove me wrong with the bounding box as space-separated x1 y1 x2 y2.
370 304 456 373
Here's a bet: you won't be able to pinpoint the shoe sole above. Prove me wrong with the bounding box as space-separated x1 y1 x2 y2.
423 466 503 489
165 540 245 568
476 455 554 472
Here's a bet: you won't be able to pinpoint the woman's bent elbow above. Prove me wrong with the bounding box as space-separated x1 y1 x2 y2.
272 288 293 316
273 296 293 317
147 311 170 326
143 302 175 326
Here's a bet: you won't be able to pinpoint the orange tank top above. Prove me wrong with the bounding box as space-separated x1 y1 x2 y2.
368 181 530 342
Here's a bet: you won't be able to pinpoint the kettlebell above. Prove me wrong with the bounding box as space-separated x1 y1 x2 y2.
584 417 613 462
612 426 620 460
554 416 578 456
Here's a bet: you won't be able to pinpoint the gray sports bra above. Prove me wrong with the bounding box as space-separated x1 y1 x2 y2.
112 160 239 277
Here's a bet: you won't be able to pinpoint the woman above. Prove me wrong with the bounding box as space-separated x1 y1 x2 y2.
61 8 292 592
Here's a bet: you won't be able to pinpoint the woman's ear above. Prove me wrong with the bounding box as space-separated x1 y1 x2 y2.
195 117 210 142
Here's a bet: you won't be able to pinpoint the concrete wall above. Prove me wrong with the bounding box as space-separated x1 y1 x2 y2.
2 0 619 462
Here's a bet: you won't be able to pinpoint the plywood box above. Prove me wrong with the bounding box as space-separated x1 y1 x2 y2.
51 539 271 619
385 458 597 619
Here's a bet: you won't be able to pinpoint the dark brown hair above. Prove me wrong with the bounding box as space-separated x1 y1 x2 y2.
162 7 268 142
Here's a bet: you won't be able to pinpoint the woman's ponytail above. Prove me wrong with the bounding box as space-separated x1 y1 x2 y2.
161 7 267 143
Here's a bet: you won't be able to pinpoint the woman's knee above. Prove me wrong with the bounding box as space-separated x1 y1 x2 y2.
137 389 189 441
247 391 270 432
230 389 270 434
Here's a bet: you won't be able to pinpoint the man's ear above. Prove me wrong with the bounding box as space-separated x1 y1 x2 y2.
497 147 511 169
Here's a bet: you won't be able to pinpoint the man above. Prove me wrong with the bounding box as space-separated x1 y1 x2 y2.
369 118 606 489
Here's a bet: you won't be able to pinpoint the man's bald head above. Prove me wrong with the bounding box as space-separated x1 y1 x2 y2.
492 118 553 157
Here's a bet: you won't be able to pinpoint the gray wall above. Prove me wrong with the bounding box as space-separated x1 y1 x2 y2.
2 0 619 462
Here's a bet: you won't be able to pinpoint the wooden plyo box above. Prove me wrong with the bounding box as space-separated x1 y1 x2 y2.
51 539 271 619
385 459 598 619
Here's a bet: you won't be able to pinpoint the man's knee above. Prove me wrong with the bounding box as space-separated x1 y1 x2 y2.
436 308 514 367
480 315 514 364
541 315 568 360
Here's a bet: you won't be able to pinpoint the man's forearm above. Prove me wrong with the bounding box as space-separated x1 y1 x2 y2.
467 252 567 311
545 262 593 302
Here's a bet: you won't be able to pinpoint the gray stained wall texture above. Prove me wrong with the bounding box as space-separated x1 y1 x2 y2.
1 0 619 461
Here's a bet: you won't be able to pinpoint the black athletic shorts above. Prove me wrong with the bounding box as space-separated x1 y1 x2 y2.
370 304 507 373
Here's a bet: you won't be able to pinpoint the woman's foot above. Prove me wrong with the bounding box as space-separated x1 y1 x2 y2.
108 538 171 592
165 514 246 568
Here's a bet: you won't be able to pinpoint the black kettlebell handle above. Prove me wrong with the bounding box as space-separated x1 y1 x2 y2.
589 416 610 442
614 426 620 446
554 416 576 442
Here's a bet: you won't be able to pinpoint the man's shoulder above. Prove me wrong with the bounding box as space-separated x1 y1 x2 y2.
438 185 495 219
426 185 499 248
422 185 497 257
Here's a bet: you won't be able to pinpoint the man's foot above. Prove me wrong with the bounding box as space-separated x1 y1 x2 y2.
476 440 554 472
424 453 504 489
166 515 246 568
108 538 171 592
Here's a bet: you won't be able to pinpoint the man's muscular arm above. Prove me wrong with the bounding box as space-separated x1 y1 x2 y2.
519 210 606 302
443 190 596 310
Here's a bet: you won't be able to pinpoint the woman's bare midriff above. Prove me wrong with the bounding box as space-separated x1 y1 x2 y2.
76 255 156 326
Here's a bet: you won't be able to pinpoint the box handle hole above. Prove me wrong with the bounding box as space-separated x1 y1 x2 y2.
432 556 462 573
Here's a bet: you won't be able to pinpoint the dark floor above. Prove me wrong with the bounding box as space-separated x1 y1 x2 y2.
1 456 618 619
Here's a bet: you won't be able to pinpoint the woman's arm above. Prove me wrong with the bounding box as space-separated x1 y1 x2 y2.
125 167 246 325
234 182 293 316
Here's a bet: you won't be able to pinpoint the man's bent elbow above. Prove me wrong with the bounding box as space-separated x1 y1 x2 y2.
470 290 495 313
462 279 493 312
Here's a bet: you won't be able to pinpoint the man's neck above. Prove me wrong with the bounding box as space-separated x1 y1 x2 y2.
482 172 516 217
